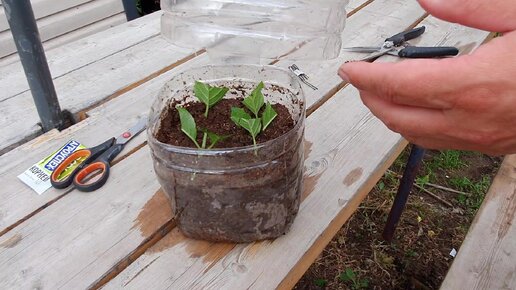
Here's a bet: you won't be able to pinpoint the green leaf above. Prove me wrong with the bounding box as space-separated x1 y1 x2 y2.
339 268 355 282
206 131 229 149
242 81 265 117
209 87 229 106
194 81 210 105
346 268 356 280
194 81 229 117
416 174 430 187
230 107 251 127
239 118 261 146
314 279 328 287
177 107 200 148
359 278 369 288
377 181 385 191
261 102 277 131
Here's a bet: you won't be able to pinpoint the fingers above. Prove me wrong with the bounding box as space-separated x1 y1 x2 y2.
417 0 516 32
339 56 473 109
359 90 448 136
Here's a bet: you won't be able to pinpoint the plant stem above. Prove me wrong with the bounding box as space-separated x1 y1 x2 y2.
204 105 209 118
193 140 201 149
201 132 207 149
252 136 258 155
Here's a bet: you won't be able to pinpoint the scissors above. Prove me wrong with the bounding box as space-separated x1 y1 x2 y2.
343 26 459 61
50 118 146 192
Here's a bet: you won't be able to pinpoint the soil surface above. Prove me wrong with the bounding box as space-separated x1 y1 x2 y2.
294 149 502 290
156 98 294 148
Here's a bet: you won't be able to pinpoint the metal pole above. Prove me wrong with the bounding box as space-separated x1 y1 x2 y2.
122 0 140 21
2 0 64 132
382 144 426 242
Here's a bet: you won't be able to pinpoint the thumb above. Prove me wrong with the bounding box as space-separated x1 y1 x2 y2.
417 0 516 32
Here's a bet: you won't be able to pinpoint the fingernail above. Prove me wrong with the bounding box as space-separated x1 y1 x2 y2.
338 69 350 83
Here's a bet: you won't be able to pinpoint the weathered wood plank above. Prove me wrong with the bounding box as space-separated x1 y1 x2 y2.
0 147 170 290
0 34 198 155
105 16 491 290
441 155 516 290
0 0 93 33
0 0 123 58
0 12 127 66
0 12 160 100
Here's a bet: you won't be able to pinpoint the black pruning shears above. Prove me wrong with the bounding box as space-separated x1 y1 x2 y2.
50 118 146 192
343 26 459 61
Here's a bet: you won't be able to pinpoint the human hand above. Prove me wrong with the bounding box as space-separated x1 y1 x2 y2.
338 0 516 155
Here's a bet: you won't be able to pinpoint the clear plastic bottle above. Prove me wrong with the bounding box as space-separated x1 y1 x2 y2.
160 0 349 63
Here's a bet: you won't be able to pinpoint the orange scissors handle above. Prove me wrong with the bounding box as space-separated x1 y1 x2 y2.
50 138 115 189
72 143 123 192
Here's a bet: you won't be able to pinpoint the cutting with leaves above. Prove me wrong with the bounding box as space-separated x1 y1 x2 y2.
231 82 278 147
194 81 229 118
177 107 228 149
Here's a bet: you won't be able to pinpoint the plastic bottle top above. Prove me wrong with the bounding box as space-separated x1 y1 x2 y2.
160 0 349 63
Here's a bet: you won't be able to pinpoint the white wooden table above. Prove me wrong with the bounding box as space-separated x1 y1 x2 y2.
0 1 491 289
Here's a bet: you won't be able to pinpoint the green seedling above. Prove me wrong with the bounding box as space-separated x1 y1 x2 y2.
177 107 200 148
194 81 229 117
202 128 229 149
242 81 265 118
314 278 328 287
262 102 278 130
238 118 262 147
339 268 369 290
230 82 278 148
177 107 227 149
230 107 251 127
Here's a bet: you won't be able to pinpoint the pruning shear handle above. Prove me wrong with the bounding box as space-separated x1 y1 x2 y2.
386 26 426 46
397 46 459 58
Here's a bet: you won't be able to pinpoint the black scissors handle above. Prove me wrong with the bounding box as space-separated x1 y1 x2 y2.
386 26 426 46
50 138 115 189
73 142 125 192
398 46 459 58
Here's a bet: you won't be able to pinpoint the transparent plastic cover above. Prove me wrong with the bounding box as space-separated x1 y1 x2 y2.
160 0 349 63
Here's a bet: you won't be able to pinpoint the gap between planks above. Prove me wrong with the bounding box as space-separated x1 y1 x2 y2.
278 140 408 289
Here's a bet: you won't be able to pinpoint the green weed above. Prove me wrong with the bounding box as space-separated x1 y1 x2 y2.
427 150 465 171
339 268 370 290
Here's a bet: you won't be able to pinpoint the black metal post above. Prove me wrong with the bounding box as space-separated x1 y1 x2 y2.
122 0 140 21
2 0 64 132
382 144 426 242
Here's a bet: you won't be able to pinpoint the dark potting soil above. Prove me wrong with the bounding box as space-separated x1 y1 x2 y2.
156 98 295 148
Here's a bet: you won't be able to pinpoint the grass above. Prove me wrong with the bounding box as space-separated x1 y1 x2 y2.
295 149 502 290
